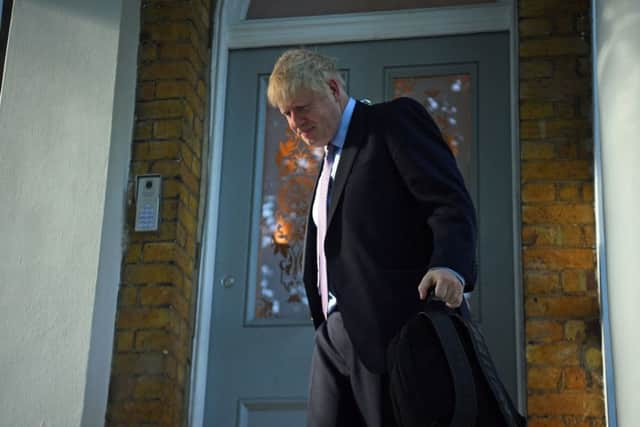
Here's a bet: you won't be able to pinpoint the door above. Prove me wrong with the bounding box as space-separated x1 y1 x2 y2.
204 33 515 426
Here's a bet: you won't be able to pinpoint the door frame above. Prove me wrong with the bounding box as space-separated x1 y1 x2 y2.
190 1 524 425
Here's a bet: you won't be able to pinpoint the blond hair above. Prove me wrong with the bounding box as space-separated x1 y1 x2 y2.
267 49 346 108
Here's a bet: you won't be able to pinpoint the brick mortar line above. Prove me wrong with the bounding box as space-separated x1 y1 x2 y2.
138 61 204 86
141 51 208 78
142 16 209 42
135 80 208 105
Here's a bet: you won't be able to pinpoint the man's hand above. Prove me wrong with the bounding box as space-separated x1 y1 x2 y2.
418 268 464 308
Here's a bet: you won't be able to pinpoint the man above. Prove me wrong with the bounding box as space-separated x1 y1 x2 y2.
267 49 477 427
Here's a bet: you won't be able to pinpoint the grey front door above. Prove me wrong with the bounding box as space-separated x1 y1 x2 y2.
204 33 516 426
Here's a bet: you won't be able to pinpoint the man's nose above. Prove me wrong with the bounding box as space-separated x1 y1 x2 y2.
289 112 303 130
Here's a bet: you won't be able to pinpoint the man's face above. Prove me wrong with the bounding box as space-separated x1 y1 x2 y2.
278 85 343 148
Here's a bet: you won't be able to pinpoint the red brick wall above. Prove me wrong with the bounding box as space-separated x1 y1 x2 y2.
519 1 605 425
106 0 212 425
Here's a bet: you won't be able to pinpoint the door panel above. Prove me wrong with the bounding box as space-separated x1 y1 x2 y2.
238 400 307 427
204 33 515 426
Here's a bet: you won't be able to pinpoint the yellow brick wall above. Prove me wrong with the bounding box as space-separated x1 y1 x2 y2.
520 0 605 425
106 0 212 425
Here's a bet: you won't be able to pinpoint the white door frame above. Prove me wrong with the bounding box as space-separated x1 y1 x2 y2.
189 1 524 425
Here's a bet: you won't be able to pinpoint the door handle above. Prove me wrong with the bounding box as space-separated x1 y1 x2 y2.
220 275 236 288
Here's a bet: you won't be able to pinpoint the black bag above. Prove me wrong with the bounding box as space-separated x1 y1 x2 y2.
386 297 527 427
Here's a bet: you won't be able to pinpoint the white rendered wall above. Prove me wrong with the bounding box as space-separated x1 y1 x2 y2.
0 0 139 425
595 0 640 425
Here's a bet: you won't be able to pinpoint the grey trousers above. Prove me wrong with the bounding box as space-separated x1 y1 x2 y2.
307 311 397 427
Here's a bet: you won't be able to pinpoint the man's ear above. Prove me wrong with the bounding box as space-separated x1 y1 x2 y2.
327 79 340 100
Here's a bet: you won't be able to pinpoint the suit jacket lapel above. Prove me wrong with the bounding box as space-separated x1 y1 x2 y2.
327 101 367 228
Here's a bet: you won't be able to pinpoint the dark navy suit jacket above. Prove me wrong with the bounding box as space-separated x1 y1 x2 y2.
303 97 478 373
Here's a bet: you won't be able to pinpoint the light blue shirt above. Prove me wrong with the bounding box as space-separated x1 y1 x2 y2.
327 97 355 182
322 97 355 311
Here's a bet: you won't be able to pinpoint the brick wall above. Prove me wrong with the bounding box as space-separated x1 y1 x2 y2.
106 0 212 425
519 1 605 425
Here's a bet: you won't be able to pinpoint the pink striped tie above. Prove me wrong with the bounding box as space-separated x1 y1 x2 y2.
312 144 336 318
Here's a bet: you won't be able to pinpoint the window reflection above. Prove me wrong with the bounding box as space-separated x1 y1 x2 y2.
255 104 323 319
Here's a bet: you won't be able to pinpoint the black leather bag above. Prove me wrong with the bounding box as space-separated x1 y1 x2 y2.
386 297 526 427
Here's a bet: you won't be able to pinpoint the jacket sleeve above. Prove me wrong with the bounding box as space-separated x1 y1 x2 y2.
381 97 478 290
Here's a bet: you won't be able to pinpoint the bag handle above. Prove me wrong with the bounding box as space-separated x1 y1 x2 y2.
420 291 477 427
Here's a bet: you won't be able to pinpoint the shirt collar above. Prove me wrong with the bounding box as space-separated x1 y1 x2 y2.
328 97 356 151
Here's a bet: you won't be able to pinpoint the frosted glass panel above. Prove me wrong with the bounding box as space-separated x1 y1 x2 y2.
392 73 473 185
252 93 323 321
